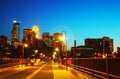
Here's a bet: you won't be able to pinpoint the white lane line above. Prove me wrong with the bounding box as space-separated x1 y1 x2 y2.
25 64 47 79
52 62 58 79
52 62 55 79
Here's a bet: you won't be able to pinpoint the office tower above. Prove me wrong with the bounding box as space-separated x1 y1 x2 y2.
11 20 20 44
42 32 51 46
32 25 40 39
23 28 35 45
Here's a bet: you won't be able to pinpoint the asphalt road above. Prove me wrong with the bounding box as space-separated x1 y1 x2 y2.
0 61 83 79
0 62 54 79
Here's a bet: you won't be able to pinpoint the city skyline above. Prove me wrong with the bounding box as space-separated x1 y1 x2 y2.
1 0 120 51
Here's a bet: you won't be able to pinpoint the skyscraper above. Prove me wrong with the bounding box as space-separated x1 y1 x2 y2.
23 28 35 44
32 25 40 39
42 32 52 47
23 26 40 47
11 20 20 44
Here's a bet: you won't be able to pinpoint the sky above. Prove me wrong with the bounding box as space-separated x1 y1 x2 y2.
0 0 120 51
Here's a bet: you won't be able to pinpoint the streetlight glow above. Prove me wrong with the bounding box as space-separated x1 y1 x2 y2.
24 44 28 48
55 48 59 52
40 53 43 55
59 35 65 41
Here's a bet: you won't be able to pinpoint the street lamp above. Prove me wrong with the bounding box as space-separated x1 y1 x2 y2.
19 43 28 67
61 31 68 71
61 31 67 56
24 43 28 48
61 31 67 53
23 43 28 61
55 47 59 59
55 47 59 52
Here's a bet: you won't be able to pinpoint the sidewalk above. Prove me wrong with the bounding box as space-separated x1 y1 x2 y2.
52 62 97 79
52 63 78 79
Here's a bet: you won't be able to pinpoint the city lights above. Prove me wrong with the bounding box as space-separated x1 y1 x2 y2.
55 48 59 52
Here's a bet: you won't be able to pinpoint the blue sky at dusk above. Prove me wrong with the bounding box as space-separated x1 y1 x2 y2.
0 0 120 51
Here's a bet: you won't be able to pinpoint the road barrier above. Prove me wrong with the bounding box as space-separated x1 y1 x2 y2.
59 57 120 79
0 58 24 68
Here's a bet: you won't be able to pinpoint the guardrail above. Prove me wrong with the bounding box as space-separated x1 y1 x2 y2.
58 57 120 79
0 58 20 64
69 64 120 79
0 58 24 68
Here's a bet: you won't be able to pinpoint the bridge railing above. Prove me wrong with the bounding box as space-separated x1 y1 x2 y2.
0 58 26 68
58 57 120 79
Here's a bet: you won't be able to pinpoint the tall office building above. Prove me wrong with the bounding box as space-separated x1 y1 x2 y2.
11 20 20 44
32 25 40 39
103 37 114 53
23 28 35 45
23 26 40 47
42 32 53 47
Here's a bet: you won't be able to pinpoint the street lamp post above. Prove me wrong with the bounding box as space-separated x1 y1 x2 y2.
61 31 67 52
61 31 68 71
22 43 28 66
55 47 59 60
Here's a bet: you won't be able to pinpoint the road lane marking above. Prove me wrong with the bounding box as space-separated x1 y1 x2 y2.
52 62 56 79
25 63 47 79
